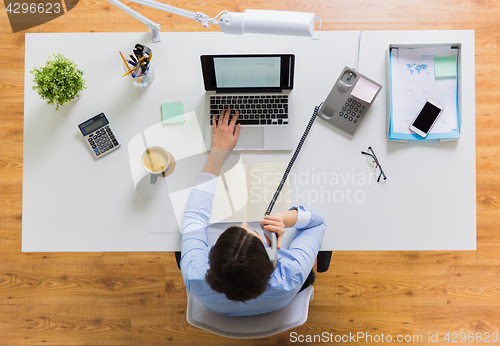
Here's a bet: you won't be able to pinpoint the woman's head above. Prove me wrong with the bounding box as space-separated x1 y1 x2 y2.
206 224 274 302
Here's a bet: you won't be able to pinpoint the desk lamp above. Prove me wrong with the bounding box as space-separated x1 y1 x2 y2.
107 0 321 42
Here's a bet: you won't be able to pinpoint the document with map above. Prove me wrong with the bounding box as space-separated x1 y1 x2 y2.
391 47 458 134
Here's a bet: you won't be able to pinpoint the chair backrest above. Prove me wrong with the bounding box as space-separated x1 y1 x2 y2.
186 286 314 339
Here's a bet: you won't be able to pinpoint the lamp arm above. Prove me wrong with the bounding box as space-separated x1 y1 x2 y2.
107 0 161 32
114 0 225 28
124 0 196 20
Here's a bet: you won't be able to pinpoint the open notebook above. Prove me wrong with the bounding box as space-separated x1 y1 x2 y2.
209 162 290 224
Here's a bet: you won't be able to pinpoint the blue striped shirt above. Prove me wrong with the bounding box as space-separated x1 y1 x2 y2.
181 172 326 316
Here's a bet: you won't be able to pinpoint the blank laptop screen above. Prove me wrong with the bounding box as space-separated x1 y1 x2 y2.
213 57 281 88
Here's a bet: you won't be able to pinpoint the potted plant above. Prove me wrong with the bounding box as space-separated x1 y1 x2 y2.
31 54 86 111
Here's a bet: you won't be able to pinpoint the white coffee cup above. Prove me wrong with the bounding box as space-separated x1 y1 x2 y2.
141 146 170 185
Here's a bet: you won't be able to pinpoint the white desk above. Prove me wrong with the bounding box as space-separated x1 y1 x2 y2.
23 31 475 252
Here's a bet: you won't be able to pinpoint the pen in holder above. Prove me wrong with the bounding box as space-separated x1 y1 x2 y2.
123 62 155 88
120 44 155 88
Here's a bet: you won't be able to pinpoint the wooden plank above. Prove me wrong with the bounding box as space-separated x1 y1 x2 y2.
314 264 447 306
0 305 130 345
0 263 165 305
448 265 500 305
413 306 500 344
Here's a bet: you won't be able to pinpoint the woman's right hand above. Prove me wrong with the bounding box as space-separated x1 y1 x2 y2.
212 107 240 150
260 214 286 249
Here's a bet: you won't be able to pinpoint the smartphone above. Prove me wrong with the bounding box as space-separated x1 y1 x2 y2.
409 98 444 138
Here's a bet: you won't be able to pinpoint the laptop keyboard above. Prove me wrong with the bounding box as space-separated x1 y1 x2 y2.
210 95 288 126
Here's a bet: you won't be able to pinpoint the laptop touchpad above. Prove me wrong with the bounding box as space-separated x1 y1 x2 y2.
234 127 264 149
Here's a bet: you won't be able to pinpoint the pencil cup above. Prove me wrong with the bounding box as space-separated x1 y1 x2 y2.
123 63 155 88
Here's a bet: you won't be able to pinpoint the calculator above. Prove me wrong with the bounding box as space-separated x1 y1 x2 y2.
78 113 121 158
318 66 382 135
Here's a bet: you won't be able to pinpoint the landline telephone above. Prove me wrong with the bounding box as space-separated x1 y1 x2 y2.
262 67 382 267
318 66 382 135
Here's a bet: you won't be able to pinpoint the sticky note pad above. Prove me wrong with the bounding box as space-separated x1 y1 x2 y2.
351 77 380 104
434 56 457 79
162 102 184 124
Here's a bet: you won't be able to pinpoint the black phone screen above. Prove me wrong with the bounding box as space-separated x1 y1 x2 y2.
413 102 442 133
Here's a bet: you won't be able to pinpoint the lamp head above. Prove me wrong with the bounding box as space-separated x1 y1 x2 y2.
218 10 318 38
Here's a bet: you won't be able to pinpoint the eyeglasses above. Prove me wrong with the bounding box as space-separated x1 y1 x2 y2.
361 146 387 182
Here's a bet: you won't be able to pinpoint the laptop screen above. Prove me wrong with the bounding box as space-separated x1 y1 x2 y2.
214 57 281 88
201 54 294 92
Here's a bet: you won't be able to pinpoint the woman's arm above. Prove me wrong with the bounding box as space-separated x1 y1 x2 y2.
201 108 240 176
287 207 326 280
181 108 241 277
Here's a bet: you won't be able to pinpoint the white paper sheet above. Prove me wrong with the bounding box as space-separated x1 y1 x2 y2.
209 162 290 224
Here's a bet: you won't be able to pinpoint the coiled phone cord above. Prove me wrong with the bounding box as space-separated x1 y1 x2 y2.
264 103 323 217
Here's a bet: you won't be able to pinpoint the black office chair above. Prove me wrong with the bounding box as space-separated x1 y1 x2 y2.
175 250 331 272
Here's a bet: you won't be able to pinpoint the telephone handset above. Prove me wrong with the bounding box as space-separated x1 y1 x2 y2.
262 104 322 268
263 229 278 268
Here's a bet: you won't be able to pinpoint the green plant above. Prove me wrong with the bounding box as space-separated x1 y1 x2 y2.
31 54 86 111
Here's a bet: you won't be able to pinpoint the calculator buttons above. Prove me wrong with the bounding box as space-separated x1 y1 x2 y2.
85 127 119 158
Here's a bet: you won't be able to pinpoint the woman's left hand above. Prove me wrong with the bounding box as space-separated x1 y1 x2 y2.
260 214 286 249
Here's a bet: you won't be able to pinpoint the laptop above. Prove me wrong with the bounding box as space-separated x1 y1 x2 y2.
201 54 295 151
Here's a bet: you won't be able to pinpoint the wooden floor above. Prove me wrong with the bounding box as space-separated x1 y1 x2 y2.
0 0 499 344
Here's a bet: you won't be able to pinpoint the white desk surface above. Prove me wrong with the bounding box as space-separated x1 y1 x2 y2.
23 31 475 252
